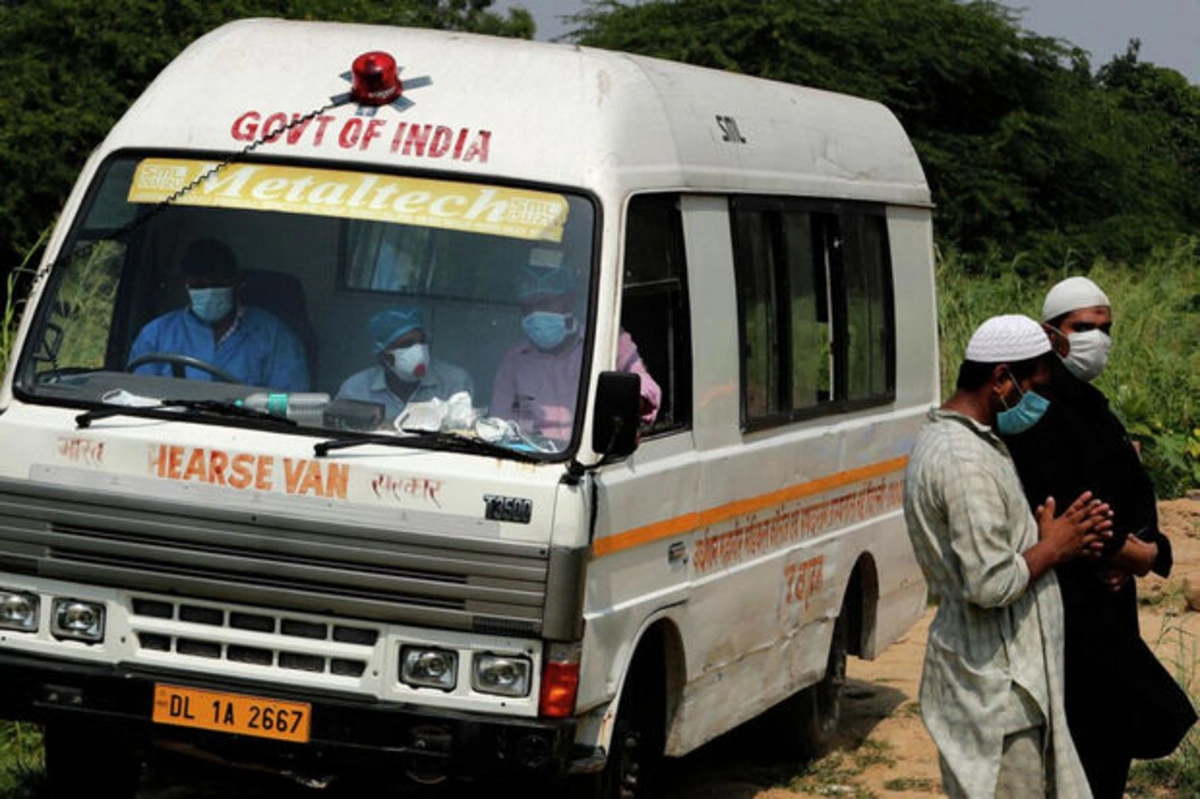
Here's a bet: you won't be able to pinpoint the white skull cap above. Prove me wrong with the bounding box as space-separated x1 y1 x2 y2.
1041 276 1110 322
965 314 1052 363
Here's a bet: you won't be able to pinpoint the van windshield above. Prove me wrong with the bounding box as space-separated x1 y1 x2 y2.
16 155 597 457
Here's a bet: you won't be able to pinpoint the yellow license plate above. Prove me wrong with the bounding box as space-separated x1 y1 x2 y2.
152 684 311 743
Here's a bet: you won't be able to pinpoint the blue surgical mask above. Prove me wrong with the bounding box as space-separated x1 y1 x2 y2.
188 287 235 324
523 311 573 350
996 372 1050 435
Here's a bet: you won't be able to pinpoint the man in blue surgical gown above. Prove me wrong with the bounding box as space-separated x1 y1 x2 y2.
128 238 309 391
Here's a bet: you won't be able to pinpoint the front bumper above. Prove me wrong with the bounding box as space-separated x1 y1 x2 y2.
0 650 579 781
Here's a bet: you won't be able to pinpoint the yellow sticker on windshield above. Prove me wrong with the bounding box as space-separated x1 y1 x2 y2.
128 158 568 242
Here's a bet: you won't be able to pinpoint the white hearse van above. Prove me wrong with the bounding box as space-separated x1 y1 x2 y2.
0 18 935 796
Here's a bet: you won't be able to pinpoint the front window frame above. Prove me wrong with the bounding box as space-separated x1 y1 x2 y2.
13 149 604 463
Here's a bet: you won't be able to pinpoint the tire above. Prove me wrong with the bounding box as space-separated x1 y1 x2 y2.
569 655 663 799
42 720 142 799
796 610 849 759
759 609 849 763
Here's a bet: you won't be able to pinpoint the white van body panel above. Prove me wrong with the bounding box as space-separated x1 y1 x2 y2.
102 20 928 204
888 205 941 406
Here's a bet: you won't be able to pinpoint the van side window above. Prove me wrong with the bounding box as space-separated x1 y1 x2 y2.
732 208 783 418
731 198 894 429
621 194 692 434
842 213 893 400
783 210 834 410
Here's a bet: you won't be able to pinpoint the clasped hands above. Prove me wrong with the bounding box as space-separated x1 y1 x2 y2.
1035 491 1113 562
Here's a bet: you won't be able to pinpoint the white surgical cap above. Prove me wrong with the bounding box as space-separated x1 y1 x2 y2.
965 314 1052 363
1041 276 1110 322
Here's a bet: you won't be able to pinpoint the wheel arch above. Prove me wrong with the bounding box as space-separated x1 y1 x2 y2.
589 611 687 758
842 552 879 659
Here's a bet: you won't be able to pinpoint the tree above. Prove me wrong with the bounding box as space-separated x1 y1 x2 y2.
568 0 1200 271
0 0 533 307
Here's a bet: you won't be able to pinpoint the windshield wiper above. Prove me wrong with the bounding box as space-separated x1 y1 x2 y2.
313 433 417 457
407 430 543 462
162 399 298 424
76 399 297 429
314 429 540 462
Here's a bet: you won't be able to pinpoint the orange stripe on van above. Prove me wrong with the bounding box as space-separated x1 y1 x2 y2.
591 456 908 559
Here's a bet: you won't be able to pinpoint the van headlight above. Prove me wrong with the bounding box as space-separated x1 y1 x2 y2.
400 646 458 691
51 599 105 642
0 590 39 632
472 654 531 697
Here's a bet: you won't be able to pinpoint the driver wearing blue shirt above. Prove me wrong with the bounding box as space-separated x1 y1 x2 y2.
128 238 309 391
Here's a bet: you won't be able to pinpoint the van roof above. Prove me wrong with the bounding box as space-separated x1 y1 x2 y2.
104 18 929 205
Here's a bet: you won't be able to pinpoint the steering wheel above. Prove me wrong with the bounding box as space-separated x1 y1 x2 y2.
127 352 240 383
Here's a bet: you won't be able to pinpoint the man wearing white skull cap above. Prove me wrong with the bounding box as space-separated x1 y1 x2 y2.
904 314 1111 799
1001 278 1195 798
1041 276 1112 382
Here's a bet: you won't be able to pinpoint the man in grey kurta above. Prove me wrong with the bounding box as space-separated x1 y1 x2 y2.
903 314 1110 799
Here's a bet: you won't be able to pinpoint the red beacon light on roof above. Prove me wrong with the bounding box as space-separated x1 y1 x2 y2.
350 51 403 106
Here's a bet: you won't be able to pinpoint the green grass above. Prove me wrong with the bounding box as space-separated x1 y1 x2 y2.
882 776 938 792
781 739 894 797
785 753 874 798
0 723 42 797
45 240 124 371
938 236 1200 496
1127 623 1200 796
0 224 52 379
1138 578 1187 612
1 272 21 370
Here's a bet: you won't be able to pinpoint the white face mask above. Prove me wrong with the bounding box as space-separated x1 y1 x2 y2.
385 342 430 383
1062 329 1112 382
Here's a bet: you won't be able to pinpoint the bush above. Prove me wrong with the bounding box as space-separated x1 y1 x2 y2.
0 722 42 797
936 236 1200 497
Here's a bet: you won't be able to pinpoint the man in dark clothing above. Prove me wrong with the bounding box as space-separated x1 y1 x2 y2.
1001 276 1196 799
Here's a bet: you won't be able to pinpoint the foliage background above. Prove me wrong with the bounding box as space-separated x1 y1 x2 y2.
937 241 1200 495
0 0 534 310
0 0 1197 494
571 0 1200 269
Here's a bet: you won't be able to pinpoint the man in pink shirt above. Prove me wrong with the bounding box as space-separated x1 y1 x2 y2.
490 254 661 443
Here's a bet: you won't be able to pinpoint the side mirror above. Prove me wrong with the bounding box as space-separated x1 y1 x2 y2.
592 371 641 461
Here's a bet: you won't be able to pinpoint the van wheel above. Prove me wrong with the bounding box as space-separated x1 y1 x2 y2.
795 611 848 760
761 610 848 762
570 657 663 799
42 721 141 798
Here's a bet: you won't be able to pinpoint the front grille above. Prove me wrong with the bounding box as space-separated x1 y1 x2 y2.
179 605 223 626
132 595 373 679
177 638 222 659
231 612 275 633
133 598 172 618
0 479 551 634
333 625 377 645
281 619 327 640
331 659 366 678
139 632 171 651
228 645 272 666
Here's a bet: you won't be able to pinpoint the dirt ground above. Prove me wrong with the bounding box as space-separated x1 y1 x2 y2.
131 498 1200 798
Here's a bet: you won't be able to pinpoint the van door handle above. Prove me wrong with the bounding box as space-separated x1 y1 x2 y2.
667 541 688 565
